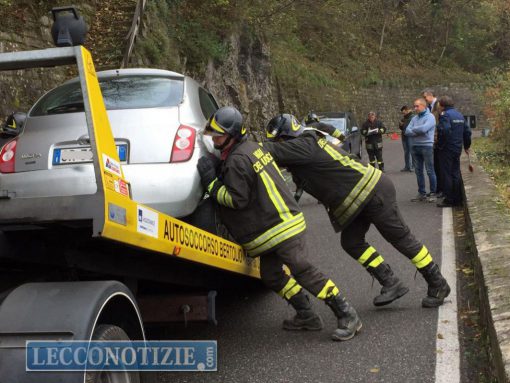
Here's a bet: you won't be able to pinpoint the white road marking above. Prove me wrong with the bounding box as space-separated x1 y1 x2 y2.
435 207 460 383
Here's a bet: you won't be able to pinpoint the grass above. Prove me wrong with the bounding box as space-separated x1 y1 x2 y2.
472 137 510 208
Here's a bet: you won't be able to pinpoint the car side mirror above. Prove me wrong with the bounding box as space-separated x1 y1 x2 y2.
1 112 26 138
351 126 359 133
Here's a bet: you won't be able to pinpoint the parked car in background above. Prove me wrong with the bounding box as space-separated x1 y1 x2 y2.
316 111 362 159
0 68 219 221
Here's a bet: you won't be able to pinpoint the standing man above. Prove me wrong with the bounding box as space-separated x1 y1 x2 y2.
406 99 437 202
264 114 451 309
399 105 414 172
197 106 362 341
435 96 472 207
423 89 443 197
361 112 386 171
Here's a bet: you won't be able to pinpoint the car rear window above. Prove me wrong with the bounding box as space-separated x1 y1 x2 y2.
30 76 184 116
321 118 346 132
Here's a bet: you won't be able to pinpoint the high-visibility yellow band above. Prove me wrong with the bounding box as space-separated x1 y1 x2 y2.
285 283 302 300
317 280 339 300
368 255 384 268
332 129 342 138
207 178 218 193
333 165 382 226
412 246 433 269
278 277 302 300
243 214 306 257
259 170 293 222
415 254 433 269
358 246 376 265
210 118 226 133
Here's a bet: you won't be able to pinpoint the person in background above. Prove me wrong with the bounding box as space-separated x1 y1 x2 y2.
361 112 386 171
422 88 443 198
399 105 414 172
435 96 472 207
406 98 437 203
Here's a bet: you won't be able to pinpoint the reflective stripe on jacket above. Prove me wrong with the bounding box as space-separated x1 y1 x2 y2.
213 141 305 257
264 132 382 231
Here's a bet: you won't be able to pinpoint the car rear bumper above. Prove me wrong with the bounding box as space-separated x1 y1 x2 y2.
0 161 203 223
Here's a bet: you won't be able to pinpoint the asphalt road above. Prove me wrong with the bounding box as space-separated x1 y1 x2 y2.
159 137 445 383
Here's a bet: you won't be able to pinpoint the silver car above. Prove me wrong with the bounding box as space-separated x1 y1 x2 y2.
0 68 218 221
317 112 362 159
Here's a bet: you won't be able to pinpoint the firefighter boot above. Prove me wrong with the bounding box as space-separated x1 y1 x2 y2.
325 295 362 341
369 263 409 306
420 263 451 308
283 291 324 331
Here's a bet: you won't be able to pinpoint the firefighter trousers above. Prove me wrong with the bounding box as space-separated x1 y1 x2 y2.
367 148 384 170
259 235 339 301
340 174 433 271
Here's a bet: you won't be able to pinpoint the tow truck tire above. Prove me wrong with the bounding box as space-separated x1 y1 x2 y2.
85 324 140 383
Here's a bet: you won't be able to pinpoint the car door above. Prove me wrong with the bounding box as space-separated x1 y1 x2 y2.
348 114 361 158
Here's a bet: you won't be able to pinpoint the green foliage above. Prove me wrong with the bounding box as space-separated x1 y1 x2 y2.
484 68 510 147
473 137 510 208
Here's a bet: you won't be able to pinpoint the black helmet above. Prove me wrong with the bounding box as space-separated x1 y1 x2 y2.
304 111 320 125
266 114 304 140
204 106 246 141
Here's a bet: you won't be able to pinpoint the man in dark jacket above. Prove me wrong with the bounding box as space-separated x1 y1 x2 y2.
361 112 386 171
264 113 451 309
435 96 472 207
196 106 362 341
399 105 414 172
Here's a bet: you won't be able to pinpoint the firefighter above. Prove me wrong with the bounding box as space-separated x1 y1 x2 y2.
196 106 362 341
361 111 386 171
264 114 451 308
304 111 345 141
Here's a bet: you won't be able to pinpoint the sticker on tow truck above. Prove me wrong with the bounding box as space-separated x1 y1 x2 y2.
137 205 159 238
102 153 122 176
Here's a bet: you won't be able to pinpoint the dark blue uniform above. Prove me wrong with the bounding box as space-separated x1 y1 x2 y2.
436 107 472 205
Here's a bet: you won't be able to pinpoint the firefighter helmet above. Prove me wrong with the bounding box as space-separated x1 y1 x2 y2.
266 114 304 140
304 111 320 125
204 106 247 141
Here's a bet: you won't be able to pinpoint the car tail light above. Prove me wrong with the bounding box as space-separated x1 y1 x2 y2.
170 125 196 163
0 139 17 173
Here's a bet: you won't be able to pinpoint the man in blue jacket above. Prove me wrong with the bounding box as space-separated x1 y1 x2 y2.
435 96 472 207
405 98 437 203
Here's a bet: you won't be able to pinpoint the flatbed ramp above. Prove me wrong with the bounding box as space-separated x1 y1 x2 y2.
0 46 260 279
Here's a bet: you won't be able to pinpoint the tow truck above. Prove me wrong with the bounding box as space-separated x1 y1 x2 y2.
0 7 260 382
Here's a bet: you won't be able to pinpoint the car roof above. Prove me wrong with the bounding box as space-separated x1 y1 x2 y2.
62 68 186 85
317 112 349 118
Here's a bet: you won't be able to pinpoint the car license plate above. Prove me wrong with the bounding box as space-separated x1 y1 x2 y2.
53 145 127 165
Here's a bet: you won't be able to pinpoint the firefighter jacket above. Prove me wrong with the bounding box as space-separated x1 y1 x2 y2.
264 132 382 231
361 120 386 150
208 140 306 257
436 107 472 153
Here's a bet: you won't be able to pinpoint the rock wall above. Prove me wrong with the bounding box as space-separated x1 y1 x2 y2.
346 83 487 130
0 8 72 119
0 2 486 135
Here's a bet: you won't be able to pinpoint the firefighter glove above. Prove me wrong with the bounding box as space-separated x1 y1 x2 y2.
197 156 219 190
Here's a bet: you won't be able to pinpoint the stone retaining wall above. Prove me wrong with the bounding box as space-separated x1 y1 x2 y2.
462 136 510 382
